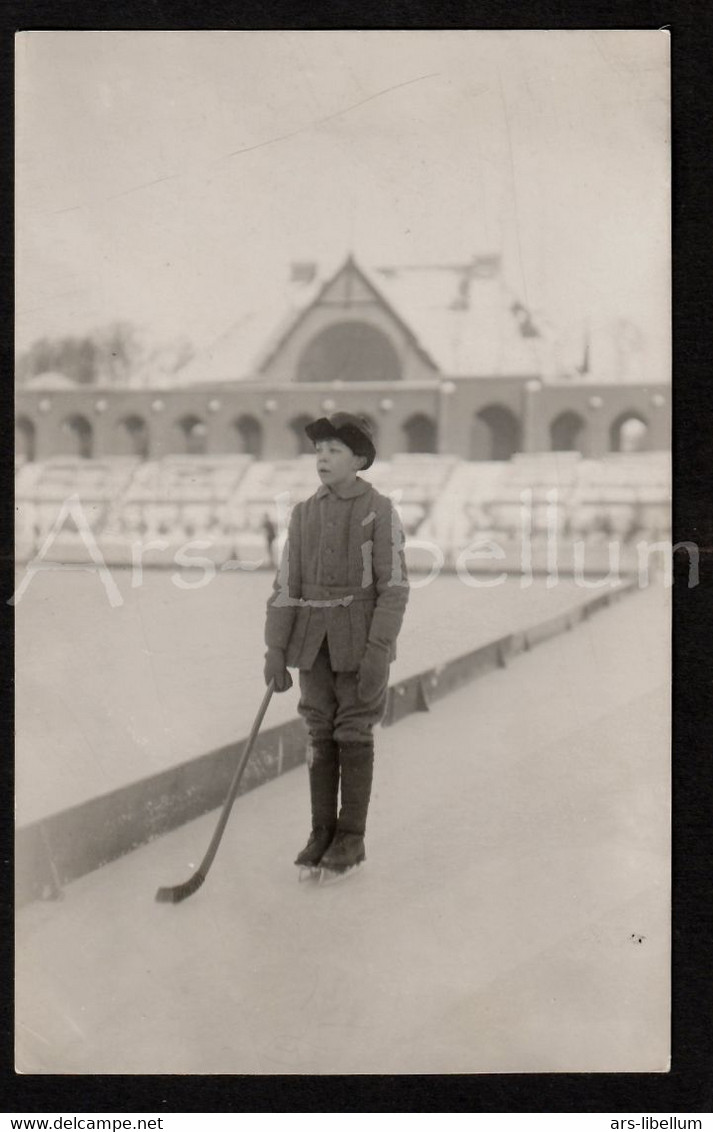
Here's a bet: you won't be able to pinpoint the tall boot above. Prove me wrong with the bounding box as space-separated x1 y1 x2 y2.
294 738 339 867
319 741 374 871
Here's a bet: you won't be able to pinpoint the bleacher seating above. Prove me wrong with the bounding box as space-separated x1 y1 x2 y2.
420 451 670 560
372 454 459 498
106 454 253 542
364 455 459 534
15 451 670 570
422 461 504 546
569 455 670 542
15 458 141 543
226 455 321 534
226 454 458 538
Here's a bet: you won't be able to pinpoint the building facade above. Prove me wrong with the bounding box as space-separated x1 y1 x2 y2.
15 256 670 464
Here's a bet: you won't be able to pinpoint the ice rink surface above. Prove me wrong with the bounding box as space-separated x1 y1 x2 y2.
16 583 670 1075
16 568 613 823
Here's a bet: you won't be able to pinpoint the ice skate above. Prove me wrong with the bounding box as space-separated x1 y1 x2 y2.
317 864 364 886
294 825 334 878
316 831 365 883
298 865 323 882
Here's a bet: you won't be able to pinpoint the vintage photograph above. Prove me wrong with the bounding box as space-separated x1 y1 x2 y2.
14 29 671 1074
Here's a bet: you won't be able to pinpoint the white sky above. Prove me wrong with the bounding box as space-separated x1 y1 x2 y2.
15 30 670 373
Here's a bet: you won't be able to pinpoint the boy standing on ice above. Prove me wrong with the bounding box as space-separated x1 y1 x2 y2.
263 412 409 876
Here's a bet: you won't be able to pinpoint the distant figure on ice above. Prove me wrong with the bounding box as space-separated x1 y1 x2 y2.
261 512 277 567
263 412 409 878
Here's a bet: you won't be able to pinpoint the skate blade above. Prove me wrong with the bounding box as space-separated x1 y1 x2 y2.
297 866 321 883
317 862 364 887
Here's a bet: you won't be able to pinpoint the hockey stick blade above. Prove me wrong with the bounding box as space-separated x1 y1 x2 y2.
154 682 275 905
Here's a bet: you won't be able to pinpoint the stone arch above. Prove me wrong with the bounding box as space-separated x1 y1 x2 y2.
550 410 587 454
16 415 36 462
402 413 437 454
296 321 402 383
609 411 649 453
176 414 208 456
289 414 316 456
59 413 93 459
470 405 521 460
115 414 149 459
231 414 263 457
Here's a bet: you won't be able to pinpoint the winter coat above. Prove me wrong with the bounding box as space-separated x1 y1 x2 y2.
264 477 409 672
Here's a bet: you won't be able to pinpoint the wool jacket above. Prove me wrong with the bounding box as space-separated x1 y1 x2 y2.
265 477 410 672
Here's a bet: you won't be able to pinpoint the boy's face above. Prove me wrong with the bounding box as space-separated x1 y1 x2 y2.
315 438 365 489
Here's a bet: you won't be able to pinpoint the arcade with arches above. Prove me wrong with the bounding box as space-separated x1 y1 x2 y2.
470 405 522 461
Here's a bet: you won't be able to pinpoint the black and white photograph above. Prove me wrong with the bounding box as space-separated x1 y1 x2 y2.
14 29 672 1076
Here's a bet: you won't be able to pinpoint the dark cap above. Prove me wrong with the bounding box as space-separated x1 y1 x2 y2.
304 412 376 470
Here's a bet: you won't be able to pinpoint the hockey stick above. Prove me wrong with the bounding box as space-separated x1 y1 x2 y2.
155 680 276 904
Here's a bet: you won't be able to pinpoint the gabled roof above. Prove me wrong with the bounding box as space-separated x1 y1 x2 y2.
171 290 320 387
256 254 440 376
364 259 554 378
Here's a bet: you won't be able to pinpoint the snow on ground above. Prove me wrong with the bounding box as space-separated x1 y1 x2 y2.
15 583 669 1074
15 568 614 823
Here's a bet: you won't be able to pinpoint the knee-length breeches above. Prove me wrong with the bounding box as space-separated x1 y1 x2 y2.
298 638 389 746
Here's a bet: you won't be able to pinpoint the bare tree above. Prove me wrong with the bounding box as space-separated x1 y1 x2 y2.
16 323 195 387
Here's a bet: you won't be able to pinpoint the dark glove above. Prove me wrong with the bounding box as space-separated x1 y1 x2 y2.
264 647 293 693
357 641 390 702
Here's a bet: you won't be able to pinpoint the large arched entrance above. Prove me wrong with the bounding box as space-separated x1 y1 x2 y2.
232 415 263 457
16 416 36 462
296 321 402 384
59 414 93 458
609 411 649 453
470 405 521 460
550 410 587 454
402 413 437 454
289 414 316 456
115 415 149 459
176 414 208 456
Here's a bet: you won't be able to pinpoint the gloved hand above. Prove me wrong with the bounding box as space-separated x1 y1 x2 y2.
357 641 390 702
264 647 293 693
